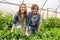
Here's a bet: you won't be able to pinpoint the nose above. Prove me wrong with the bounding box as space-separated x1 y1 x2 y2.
33 10 36 12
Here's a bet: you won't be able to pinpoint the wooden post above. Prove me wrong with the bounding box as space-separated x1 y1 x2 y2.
42 10 44 19
55 9 57 28
47 8 48 19
55 9 57 18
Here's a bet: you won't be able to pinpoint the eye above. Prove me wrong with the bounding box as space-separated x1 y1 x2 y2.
22 7 24 8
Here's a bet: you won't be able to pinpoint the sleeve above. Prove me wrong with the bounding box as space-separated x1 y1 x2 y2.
26 15 29 28
38 14 42 24
13 14 18 26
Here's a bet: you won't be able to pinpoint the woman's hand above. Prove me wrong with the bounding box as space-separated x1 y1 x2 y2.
11 28 14 32
11 26 15 32
25 32 29 37
25 27 29 37
38 24 41 32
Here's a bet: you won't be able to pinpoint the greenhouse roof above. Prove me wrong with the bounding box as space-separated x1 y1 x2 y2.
0 0 60 12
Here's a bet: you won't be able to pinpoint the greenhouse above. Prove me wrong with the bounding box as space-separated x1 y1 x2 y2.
0 0 60 40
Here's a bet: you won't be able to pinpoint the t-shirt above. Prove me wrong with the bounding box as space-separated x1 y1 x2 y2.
26 12 42 28
30 15 39 25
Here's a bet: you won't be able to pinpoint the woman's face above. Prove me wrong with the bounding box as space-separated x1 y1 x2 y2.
31 7 38 15
20 5 26 13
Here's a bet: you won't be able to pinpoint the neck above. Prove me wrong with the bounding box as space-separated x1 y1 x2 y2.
21 11 24 14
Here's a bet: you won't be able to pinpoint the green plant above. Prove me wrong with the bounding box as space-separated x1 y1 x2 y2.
0 11 60 40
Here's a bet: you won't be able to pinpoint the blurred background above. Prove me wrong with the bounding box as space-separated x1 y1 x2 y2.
0 0 60 40
0 0 60 19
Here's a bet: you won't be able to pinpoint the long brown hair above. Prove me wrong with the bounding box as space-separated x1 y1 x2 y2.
18 3 27 21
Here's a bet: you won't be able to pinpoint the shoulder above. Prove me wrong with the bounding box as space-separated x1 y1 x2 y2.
14 12 18 16
27 11 32 16
15 12 18 15
13 12 18 18
37 12 42 19
37 12 41 17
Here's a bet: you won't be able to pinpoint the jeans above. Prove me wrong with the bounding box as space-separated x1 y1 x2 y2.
29 25 38 34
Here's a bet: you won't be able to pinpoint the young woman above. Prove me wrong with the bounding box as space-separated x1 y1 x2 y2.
25 4 42 36
11 3 27 34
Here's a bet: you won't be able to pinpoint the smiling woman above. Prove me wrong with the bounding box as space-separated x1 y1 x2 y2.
11 4 27 37
0 0 60 19
0 0 60 39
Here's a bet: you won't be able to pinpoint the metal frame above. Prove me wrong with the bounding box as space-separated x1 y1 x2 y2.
22 0 24 3
0 0 60 13
0 1 19 6
42 0 48 8
55 4 60 11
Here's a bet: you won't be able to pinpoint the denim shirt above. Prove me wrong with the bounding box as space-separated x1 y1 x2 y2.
26 12 42 28
13 14 18 26
13 13 25 26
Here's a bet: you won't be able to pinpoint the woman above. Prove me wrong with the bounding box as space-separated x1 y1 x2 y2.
11 3 27 34
25 4 42 36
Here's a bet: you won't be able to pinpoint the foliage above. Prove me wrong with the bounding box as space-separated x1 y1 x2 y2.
0 11 60 40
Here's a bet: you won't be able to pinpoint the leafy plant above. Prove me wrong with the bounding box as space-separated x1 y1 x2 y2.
0 11 60 40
